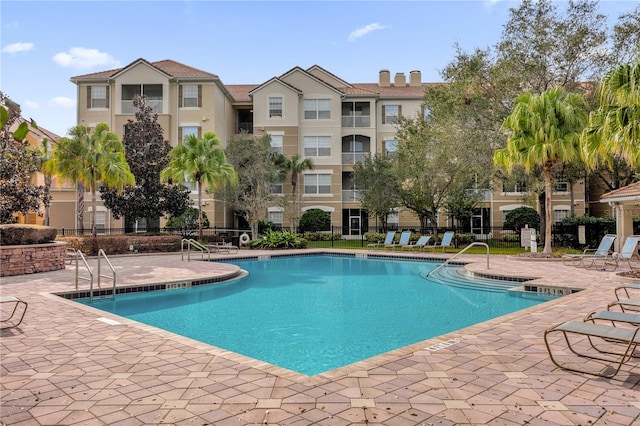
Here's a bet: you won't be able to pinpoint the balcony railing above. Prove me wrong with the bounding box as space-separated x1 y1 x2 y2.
341 115 371 128
342 152 369 165
465 189 492 201
122 99 163 114
342 190 362 202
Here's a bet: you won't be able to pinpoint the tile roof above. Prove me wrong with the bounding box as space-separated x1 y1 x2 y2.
71 59 219 81
353 83 434 98
600 181 640 201
16 116 61 141
226 84 259 102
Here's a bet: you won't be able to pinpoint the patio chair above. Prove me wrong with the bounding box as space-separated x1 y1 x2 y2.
560 234 616 268
367 231 396 250
402 235 432 251
592 235 640 271
389 231 412 250
544 319 640 377
430 231 455 252
1 296 28 329
583 310 640 327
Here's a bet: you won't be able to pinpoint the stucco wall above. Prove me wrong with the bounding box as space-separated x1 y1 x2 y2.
0 242 67 277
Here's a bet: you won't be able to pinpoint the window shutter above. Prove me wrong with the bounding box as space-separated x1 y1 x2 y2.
105 86 110 108
398 105 402 119
178 127 183 142
178 85 183 108
197 127 202 138
87 86 92 108
197 85 202 107
381 105 386 124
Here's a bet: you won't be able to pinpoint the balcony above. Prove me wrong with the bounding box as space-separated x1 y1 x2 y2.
342 190 362 202
465 189 492 201
342 152 369 165
122 99 163 114
341 115 371 128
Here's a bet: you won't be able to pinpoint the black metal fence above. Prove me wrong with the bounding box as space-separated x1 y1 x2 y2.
56 222 639 251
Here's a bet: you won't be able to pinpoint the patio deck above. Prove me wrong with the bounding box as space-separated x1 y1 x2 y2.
1 249 639 425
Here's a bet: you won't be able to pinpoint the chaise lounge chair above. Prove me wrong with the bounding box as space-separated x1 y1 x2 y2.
388 231 412 250
367 231 396 250
592 235 640 271
402 235 431 251
430 231 455 252
544 319 640 377
561 234 616 268
1 296 28 329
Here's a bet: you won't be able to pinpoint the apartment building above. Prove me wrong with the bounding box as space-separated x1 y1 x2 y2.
63 58 586 235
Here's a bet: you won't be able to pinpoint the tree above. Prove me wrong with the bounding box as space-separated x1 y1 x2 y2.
503 206 540 231
47 123 134 240
353 153 400 231
166 207 209 236
0 93 49 223
221 133 280 238
33 137 53 226
299 208 330 232
285 154 313 197
162 131 237 240
494 88 588 254
582 60 640 170
611 5 640 65
101 96 190 231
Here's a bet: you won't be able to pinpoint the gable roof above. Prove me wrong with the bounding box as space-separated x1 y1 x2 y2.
70 58 219 82
248 77 303 96
16 117 61 141
600 182 640 203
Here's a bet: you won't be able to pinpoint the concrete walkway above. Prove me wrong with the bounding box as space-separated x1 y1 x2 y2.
1 249 639 425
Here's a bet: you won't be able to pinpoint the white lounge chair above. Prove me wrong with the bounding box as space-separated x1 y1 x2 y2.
430 231 454 252
592 235 640 271
561 234 616 268
402 235 431 251
389 231 411 250
367 231 396 250
1 296 27 329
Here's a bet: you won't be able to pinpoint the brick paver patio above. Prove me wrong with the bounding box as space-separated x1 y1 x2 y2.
1 249 639 425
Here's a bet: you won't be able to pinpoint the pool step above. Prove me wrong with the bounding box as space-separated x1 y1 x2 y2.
424 266 520 293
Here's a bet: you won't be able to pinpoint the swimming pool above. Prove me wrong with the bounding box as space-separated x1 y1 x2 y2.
79 255 555 375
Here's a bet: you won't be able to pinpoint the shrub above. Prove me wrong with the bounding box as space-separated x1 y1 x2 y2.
248 230 308 249
299 209 330 232
166 207 209 230
504 207 540 231
58 235 181 255
302 231 342 241
0 224 57 245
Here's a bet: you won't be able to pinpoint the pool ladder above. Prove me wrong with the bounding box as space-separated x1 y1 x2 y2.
181 239 210 261
69 249 117 301
427 242 490 278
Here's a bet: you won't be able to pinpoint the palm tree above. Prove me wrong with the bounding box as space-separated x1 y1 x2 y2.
46 123 134 240
161 132 237 240
33 137 52 226
582 61 640 169
285 154 313 197
494 88 587 254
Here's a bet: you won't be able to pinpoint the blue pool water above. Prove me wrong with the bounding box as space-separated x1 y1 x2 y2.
79 255 553 375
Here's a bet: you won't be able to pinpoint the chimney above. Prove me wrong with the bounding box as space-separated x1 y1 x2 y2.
379 69 390 87
394 72 406 87
409 70 422 87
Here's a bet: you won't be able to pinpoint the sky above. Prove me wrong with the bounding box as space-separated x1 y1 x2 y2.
1 0 636 137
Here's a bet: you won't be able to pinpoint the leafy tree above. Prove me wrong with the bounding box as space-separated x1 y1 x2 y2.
352 153 400 231
166 207 209 233
582 60 640 170
46 123 135 240
101 96 190 231
299 208 330 232
0 93 48 223
494 88 588 254
503 206 540 231
221 133 281 238
161 131 236 240
611 5 640 64
444 181 483 228
33 137 53 225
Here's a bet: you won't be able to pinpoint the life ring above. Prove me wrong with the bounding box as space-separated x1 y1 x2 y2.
239 233 250 245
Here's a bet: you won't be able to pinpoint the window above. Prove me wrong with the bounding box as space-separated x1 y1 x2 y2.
89 210 106 233
180 84 200 108
304 136 331 157
269 133 283 154
502 177 529 193
382 105 401 124
387 211 399 229
385 139 398 157
122 84 163 113
554 209 569 223
88 85 108 109
422 105 431 122
269 96 283 118
304 99 331 119
268 211 284 227
180 126 200 142
270 182 283 194
304 174 331 194
554 181 569 192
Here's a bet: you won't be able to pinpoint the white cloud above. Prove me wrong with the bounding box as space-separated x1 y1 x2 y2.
24 100 40 109
348 23 387 42
48 97 76 108
1 42 34 54
52 47 120 70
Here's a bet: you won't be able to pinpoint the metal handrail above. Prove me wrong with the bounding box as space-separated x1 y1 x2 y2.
181 238 210 261
427 242 490 278
95 249 116 301
73 250 93 292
